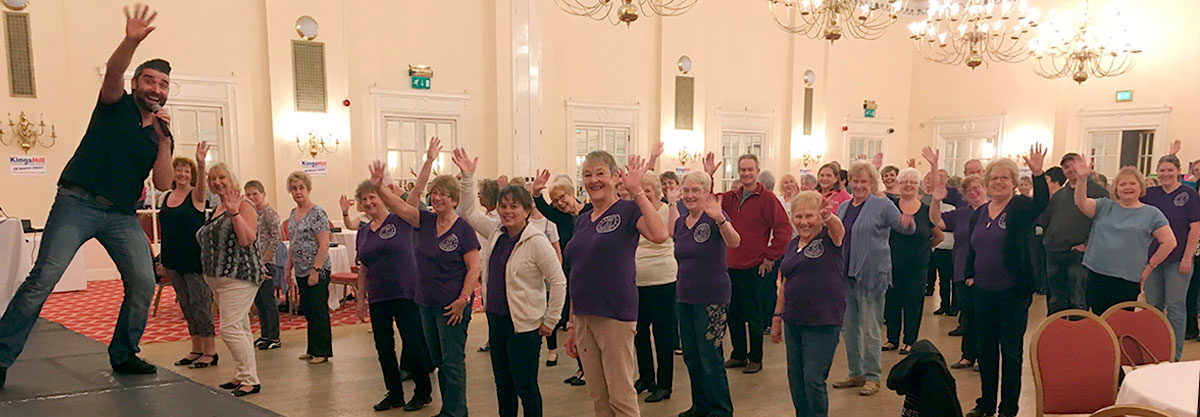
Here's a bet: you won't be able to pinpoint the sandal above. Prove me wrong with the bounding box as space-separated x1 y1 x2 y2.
219 380 241 390
951 359 975 369
308 356 329 364
881 343 898 352
174 352 202 366
232 384 261 397
189 353 219 369
832 377 866 389
898 345 910 355
859 381 881 396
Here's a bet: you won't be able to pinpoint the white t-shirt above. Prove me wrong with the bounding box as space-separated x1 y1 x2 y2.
635 204 678 287
935 203 955 250
529 217 560 244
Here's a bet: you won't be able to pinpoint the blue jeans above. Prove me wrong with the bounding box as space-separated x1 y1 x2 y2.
784 322 840 417
1144 261 1187 361
420 304 471 417
677 303 733 417
0 187 155 367
842 279 884 381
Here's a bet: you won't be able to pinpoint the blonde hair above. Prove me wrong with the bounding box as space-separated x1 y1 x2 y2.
640 172 663 200
848 161 880 193
207 163 238 192
549 174 575 196
960 174 984 191
286 171 312 191
583 150 619 174
681 171 712 192
171 157 197 187
984 158 1019 187
1115 166 1148 197
789 190 824 215
429 175 461 203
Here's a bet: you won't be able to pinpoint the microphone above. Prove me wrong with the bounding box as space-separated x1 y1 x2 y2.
148 103 172 138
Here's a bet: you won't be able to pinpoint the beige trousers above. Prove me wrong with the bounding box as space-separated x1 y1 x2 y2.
205 276 260 386
576 314 640 417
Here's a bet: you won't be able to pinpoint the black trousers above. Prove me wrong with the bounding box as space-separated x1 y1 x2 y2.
253 277 280 341
1187 259 1200 338
727 267 764 363
487 312 543 417
885 280 924 346
635 282 677 391
298 271 332 357
369 297 433 398
926 258 938 295
1086 269 1141 316
956 282 977 361
759 260 781 328
973 286 1031 416
932 249 955 310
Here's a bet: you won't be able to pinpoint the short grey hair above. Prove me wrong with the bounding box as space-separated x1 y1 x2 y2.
758 170 776 191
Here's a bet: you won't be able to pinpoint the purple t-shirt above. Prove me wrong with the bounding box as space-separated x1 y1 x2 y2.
781 229 845 326
674 211 731 305
841 201 865 276
415 211 481 308
1141 185 1200 263
969 205 1017 291
942 205 978 282
356 213 418 304
486 227 521 316
564 199 644 322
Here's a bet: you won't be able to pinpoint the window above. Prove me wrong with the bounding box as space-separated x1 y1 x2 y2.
572 125 631 196
567 101 639 198
383 117 455 183
1078 106 1171 179
1089 131 1120 178
720 132 765 191
166 104 223 166
942 136 996 176
933 115 1004 176
846 136 882 163
1088 129 1155 178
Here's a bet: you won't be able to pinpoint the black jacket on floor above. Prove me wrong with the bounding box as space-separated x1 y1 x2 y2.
886 340 963 417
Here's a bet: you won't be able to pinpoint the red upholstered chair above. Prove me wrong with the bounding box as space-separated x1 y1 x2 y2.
1089 404 1173 417
1031 309 1120 417
1101 301 1173 367
330 271 358 307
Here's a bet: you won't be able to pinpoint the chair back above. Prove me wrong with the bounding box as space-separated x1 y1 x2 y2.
1031 309 1120 417
1089 404 1173 417
1101 301 1174 366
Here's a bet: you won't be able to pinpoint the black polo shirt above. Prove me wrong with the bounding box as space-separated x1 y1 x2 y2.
59 93 165 214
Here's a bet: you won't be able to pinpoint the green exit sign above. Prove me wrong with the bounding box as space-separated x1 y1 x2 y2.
864 108 876 118
1116 90 1133 102
411 76 431 90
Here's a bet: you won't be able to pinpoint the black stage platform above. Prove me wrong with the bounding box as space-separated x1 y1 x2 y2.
0 319 280 416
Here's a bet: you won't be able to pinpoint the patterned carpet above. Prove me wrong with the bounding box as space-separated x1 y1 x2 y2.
39 280 487 345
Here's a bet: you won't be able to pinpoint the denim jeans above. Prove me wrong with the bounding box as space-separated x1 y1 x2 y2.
0 187 155 367
420 304 471 417
1144 261 1187 361
1045 250 1089 314
677 303 732 417
784 322 840 417
842 279 884 381
487 312 543 417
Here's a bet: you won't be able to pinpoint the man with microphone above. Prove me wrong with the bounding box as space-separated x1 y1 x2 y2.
0 4 174 387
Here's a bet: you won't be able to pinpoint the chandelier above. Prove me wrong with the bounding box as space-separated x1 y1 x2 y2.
768 0 905 42
1029 1 1140 84
554 0 697 26
908 0 1041 69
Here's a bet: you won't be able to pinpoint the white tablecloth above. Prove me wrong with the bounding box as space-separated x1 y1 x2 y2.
1115 360 1200 416
1 220 89 310
332 230 357 260
282 242 352 311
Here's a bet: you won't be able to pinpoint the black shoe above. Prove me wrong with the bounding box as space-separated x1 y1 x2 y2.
645 388 671 403
190 353 218 369
898 346 910 355
762 326 772 336
570 375 587 386
998 412 1016 417
634 380 653 394
964 408 995 417
0 366 6 389
174 352 202 366
950 359 975 369
219 381 240 390
881 343 898 351
933 308 947 315
112 356 157 375
564 376 580 384
373 392 406 411
1186 331 1199 340
723 359 747 368
253 338 266 349
403 395 432 411
678 409 704 417
948 327 964 337
259 340 281 350
232 384 261 397
946 309 959 317
743 361 762 374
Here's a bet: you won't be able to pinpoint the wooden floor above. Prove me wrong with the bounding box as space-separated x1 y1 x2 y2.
137 294 1194 417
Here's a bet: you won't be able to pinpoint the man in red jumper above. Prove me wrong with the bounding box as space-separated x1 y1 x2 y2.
704 153 791 374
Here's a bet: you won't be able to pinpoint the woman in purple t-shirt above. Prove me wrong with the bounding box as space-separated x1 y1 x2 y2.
771 190 845 417
930 169 989 371
669 171 741 417
1140 154 1200 360
562 150 668 417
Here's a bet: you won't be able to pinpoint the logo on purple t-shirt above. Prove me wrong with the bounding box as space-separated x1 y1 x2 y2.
1176 192 1190 207
378 224 397 239
439 234 460 252
596 214 622 234
693 223 712 243
997 213 1008 230
803 238 825 259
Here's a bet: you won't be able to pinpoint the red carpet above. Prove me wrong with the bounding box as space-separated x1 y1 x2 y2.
39 280 486 345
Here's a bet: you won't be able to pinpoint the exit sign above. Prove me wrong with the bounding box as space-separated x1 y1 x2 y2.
411 76 431 90
864 108 876 118
1116 90 1133 102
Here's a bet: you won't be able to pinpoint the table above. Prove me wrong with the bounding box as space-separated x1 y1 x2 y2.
281 242 352 311
1 220 89 310
332 230 358 260
1115 360 1200 416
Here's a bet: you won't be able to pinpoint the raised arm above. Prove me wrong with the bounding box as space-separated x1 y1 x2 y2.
928 173 948 230
453 148 501 233
102 4 157 104
822 198 845 246
648 142 664 171
338 195 360 230
222 190 258 247
1023 143 1050 217
1072 160 1097 218
627 155 669 244
702 152 722 192
408 137 441 207
369 161 420 227
704 195 740 248
192 141 209 208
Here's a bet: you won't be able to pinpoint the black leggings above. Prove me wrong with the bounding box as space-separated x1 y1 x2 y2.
635 282 677 391
1086 269 1141 315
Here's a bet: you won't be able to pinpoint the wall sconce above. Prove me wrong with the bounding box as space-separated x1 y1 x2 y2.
799 151 823 169
0 112 56 154
677 148 703 166
296 130 339 158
